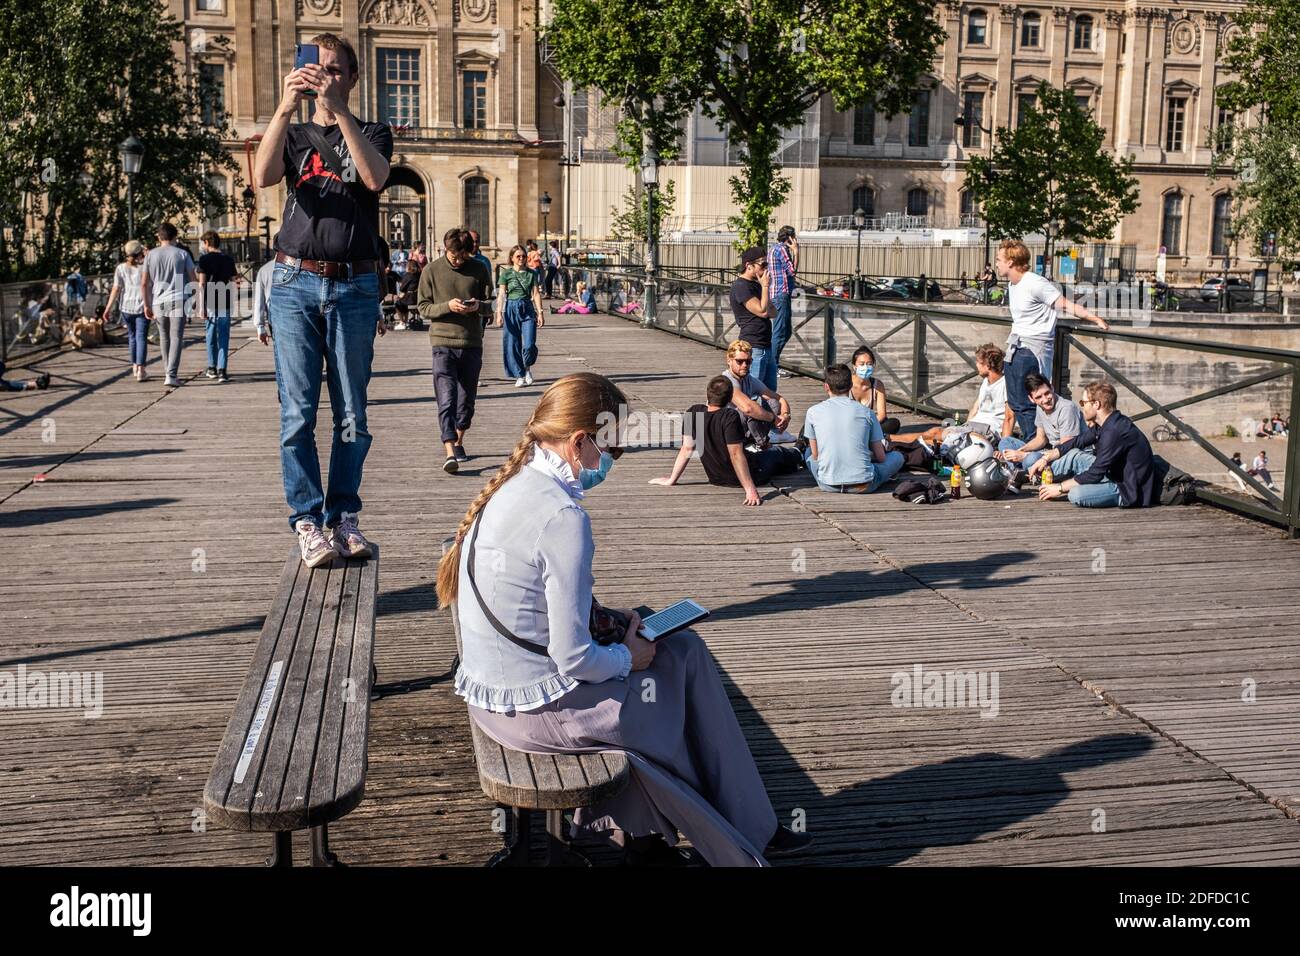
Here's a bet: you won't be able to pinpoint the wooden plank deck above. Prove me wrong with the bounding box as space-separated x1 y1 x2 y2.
1 311 1298 866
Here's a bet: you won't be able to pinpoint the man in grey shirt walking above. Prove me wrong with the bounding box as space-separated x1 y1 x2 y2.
141 222 197 387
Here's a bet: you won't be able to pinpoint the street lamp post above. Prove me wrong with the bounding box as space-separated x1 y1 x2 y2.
640 147 659 329
118 135 145 239
242 184 256 260
259 216 274 260
539 190 552 296
1221 225 1236 312
853 207 866 298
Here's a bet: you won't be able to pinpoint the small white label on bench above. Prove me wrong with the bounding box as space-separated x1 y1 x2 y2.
234 661 284 785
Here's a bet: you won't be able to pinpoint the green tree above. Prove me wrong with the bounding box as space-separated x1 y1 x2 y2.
608 180 677 242
548 0 943 249
1211 0 1300 262
683 0 944 247
0 0 237 280
964 83 1138 269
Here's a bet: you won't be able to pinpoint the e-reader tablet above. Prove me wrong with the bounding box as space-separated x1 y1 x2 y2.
634 599 709 641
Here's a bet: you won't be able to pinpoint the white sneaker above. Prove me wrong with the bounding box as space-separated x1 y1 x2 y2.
768 429 797 444
524 371 534 386
295 519 336 568
164 377 180 387
514 378 526 388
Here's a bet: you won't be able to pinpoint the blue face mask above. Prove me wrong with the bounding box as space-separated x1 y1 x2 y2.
855 364 874 380
579 450 615 490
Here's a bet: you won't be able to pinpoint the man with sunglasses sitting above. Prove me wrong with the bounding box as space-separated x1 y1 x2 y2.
723 339 793 451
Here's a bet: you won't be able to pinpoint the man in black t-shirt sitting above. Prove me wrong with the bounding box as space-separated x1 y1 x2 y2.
195 231 238 382
649 376 803 507
254 31 394 568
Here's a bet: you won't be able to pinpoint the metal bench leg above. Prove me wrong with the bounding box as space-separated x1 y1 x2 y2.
266 831 292 867
487 807 533 866
546 809 593 867
311 824 343 867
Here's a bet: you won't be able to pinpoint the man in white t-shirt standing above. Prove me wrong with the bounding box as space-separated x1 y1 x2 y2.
917 342 1012 453
997 238 1109 440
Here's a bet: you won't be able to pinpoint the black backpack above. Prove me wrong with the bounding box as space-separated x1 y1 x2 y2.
1153 456 1197 506
893 476 950 505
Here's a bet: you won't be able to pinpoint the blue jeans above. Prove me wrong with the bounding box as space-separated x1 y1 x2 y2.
205 315 231 370
269 262 380 529
750 347 775 392
997 435 1044 472
803 446 905 492
1053 448 1124 507
1005 338 1053 439
770 294 792 371
502 299 538 378
123 312 148 365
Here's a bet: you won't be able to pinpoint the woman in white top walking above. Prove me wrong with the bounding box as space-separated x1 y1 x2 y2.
103 241 149 381
436 372 811 866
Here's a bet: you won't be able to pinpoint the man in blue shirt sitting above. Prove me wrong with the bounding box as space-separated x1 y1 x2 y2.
801 364 905 493
1033 380 1159 508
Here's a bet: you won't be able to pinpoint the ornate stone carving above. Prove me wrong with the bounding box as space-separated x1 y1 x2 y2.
454 0 496 23
365 0 432 26
298 0 340 17
1104 9 1126 27
998 4 1017 23
1166 17 1200 57
1052 6 1069 26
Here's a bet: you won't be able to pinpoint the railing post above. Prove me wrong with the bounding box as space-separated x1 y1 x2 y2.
821 302 836 372
912 316 929 405
1287 361 1300 538
1052 325 1072 398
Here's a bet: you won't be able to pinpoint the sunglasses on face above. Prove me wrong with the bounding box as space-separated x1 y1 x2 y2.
732 357 752 365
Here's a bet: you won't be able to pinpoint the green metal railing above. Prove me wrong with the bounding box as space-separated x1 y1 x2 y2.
575 265 1300 537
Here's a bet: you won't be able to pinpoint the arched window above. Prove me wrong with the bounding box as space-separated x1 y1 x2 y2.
967 9 988 45
1021 12 1041 47
1161 192 1183 256
852 185 875 219
204 174 229 231
1073 15 1094 50
464 176 490 245
906 187 929 217
1210 193 1232 257
960 189 977 224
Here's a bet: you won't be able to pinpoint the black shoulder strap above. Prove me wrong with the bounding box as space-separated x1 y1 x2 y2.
299 123 382 255
466 501 549 657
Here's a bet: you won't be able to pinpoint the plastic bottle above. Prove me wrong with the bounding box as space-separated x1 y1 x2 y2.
950 464 963 499
1042 465 1054 485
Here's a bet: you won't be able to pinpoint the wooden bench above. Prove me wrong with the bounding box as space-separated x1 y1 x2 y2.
443 536 631 866
204 545 379 866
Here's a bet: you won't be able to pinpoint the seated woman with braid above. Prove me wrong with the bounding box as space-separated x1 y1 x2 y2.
436 372 811 866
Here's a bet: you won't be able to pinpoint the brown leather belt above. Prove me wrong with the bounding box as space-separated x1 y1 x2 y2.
830 483 870 494
275 252 378 278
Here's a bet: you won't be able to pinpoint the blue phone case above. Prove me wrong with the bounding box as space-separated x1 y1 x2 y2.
295 44 319 97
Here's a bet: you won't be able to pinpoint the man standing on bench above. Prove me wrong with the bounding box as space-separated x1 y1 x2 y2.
255 32 393 568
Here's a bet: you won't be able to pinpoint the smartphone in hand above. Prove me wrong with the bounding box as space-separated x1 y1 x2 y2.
295 44 320 98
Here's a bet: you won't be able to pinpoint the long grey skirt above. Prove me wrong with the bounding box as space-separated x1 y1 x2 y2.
469 630 777 867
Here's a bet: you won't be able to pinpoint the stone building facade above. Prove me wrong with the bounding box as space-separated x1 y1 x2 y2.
817 1 1252 277
180 0 563 260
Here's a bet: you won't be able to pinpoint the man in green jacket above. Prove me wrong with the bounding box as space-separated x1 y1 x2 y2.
418 227 493 474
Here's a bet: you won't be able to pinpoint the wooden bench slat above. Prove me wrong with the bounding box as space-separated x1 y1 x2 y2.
308 557 364 821
279 560 351 823
529 753 564 792
554 754 590 792
469 717 632 811
204 550 309 830
250 560 335 827
577 752 612 788
332 546 379 823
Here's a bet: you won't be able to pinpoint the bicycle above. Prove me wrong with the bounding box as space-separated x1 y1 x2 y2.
1151 422 1186 442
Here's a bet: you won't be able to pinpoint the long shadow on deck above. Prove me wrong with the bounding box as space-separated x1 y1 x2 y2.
722 674 1153 864
706 551 1036 622
0 497 181 528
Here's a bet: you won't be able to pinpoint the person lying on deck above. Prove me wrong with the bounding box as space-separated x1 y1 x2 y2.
438 372 811 865
649 375 804 506
914 342 1014 455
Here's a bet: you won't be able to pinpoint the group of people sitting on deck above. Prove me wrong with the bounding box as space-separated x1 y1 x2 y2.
649 237 1164 510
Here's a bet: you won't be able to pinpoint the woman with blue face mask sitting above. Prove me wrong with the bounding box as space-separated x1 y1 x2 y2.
850 345 900 434
436 372 810 866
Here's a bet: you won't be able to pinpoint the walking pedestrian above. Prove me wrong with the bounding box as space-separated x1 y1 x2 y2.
141 222 197 387
196 231 238 382
103 240 149 381
495 244 544 388
767 226 798 385
253 30 393 567
417 227 492 474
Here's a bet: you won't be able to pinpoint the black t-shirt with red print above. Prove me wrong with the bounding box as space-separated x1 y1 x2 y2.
275 120 394 263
